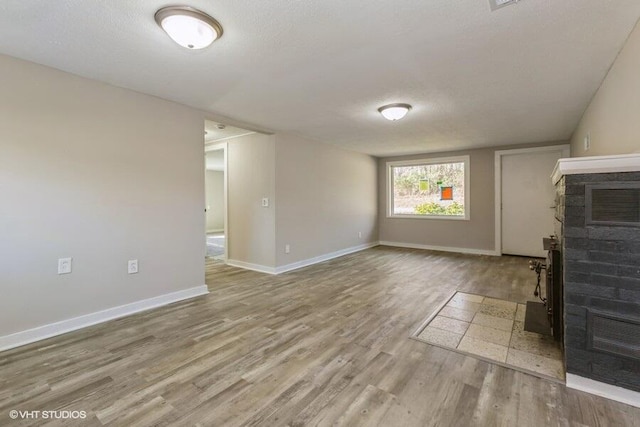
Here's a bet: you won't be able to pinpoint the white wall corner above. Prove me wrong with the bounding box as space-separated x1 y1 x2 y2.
566 373 640 408
0 285 209 352
226 259 277 275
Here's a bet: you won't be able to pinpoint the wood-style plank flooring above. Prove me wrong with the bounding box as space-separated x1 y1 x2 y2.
1 246 639 426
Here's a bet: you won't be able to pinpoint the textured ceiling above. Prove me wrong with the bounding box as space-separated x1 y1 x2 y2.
1 1 639 156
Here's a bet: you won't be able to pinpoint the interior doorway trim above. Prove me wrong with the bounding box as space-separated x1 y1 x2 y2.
494 145 570 255
205 142 228 261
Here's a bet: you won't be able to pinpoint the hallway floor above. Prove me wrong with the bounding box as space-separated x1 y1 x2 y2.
206 232 225 259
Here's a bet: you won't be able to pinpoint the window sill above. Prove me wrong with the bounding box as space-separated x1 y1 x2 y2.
387 214 470 221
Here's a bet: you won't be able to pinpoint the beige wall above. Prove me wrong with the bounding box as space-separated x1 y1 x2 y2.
571 21 640 156
378 142 567 252
0 55 206 337
227 133 276 268
275 134 378 267
205 170 224 232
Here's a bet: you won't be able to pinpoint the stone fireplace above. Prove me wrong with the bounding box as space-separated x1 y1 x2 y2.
553 153 640 406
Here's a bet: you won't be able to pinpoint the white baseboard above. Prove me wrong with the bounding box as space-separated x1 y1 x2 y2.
227 242 380 276
275 242 380 274
226 259 277 274
566 373 640 408
0 285 209 352
227 242 495 275
379 241 499 256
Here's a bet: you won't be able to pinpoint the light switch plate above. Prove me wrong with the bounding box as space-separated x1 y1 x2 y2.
584 132 591 151
261 197 269 207
58 258 72 275
128 259 139 274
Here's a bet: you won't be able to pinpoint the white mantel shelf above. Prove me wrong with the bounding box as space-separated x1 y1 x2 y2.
552 153 640 184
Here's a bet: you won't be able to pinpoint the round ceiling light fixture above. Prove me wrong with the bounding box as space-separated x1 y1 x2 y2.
378 103 412 121
155 6 223 50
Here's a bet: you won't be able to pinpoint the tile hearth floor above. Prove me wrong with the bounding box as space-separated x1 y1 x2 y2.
414 292 565 381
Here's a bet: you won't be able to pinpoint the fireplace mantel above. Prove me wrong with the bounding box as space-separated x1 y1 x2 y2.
552 153 640 184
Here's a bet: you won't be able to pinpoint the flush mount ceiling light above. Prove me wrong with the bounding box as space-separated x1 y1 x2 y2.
155 6 223 49
378 103 412 121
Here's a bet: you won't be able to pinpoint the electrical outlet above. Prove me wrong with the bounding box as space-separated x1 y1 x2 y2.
128 259 139 274
261 197 269 207
584 132 591 151
285 244 290 254
58 258 72 275
358 232 362 238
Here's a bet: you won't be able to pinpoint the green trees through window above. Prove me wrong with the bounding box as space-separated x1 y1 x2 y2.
390 160 467 218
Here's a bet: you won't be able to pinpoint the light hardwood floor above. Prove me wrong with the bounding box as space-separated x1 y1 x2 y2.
1 246 639 426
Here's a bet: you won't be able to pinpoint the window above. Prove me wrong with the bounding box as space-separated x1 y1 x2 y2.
387 156 470 220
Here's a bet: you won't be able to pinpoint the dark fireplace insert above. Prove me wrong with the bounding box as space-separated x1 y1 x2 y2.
526 236 563 343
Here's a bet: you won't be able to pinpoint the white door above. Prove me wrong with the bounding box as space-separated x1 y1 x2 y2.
501 147 568 258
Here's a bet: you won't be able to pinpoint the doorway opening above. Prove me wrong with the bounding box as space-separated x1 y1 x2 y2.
205 145 226 260
204 120 256 262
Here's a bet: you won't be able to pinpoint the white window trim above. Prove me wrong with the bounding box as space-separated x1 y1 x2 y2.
386 155 471 220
